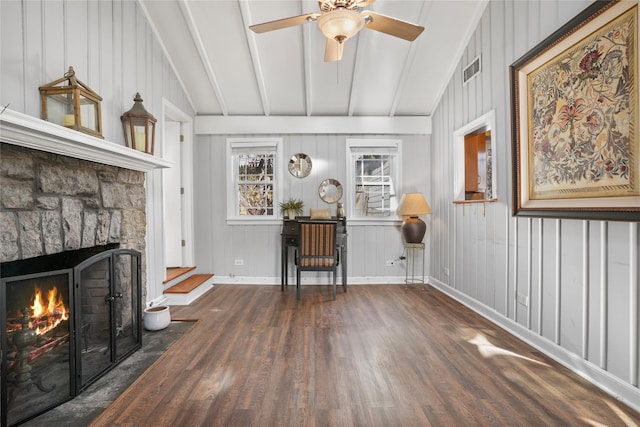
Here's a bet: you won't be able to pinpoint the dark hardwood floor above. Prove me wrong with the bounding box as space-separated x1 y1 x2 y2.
91 284 640 426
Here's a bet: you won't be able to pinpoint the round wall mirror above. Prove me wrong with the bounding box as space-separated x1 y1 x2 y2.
288 153 312 178
318 178 343 203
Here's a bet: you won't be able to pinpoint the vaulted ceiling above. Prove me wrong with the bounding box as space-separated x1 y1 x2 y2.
139 0 487 118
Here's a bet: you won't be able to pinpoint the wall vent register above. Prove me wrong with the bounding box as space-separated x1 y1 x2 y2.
463 56 481 85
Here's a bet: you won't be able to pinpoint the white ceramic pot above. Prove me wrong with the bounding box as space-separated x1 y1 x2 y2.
143 305 171 331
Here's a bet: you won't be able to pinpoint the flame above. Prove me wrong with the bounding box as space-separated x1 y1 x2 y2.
29 286 69 335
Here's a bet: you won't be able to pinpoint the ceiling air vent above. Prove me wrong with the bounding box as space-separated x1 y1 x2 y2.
463 56 481 85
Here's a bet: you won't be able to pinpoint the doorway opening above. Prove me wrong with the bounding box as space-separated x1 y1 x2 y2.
161 101 194 281
453 110 496 202
464 129 491 200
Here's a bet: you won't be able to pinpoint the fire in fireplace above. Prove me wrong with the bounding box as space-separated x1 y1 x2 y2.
27 286 69 335
1 245 141 427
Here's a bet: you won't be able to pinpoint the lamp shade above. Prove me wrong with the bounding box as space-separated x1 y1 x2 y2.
397 193 431 243
397 193 431 217
317 9 364 42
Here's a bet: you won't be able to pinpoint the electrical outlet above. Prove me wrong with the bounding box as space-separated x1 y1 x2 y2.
517 293 529 306
386 260 394 266
444 267 449 277
234 259 244 266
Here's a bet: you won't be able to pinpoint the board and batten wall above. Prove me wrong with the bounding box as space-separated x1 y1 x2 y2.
0 0 195 303
193 133 430 284
429 0 639 410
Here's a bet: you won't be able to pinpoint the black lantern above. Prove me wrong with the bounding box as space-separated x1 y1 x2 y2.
121 93 156 155
39 66 103 138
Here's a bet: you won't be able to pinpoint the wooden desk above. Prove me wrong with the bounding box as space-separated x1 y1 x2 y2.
281 217 347 290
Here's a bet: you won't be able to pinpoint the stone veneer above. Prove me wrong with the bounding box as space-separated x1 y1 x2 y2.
0 143 147 298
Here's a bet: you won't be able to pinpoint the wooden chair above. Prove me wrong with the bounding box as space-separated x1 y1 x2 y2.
295 221 339 300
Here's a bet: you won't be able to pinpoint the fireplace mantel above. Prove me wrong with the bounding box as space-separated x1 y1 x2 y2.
0 108 171 172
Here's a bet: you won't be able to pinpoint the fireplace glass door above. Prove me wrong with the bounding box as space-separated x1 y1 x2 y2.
75 249 141 392
1 270 74 427
76 254 112 388
113 252 141 360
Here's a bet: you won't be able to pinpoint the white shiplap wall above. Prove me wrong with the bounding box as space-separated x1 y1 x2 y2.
0 0 195 303
430 0 639 410
0 0 193 142
193 133 430 284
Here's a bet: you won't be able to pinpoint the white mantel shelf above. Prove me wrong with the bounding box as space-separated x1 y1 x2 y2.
0 109 171 172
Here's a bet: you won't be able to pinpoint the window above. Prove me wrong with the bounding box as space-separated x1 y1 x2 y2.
346 139 402 223
354 154 394 216
226 138 282 223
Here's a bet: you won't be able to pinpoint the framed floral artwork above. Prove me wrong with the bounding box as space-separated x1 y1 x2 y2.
510 0 639 221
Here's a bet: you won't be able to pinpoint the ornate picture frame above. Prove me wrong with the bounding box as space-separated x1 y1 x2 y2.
510 0 639 221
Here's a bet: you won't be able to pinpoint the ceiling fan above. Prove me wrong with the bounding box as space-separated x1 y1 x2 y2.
249 0 424 62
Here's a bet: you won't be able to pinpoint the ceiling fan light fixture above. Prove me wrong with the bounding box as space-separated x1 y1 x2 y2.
317 9 364 42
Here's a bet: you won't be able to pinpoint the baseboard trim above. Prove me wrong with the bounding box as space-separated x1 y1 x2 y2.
428 277 640 413
211 276 407 285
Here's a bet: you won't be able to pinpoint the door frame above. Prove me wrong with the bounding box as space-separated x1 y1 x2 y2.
162 99 194 270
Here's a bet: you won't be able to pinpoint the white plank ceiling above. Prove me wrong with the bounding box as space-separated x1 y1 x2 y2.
139 0 488 118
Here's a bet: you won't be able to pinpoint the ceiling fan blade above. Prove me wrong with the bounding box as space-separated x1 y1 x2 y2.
324 38 344 62
250 13 320 34
354 0 376 7
363 11 424 41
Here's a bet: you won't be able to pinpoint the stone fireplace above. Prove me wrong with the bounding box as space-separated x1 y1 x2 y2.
0 109 168 426
1 142 147 261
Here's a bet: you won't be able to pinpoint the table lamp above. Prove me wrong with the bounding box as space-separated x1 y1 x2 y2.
397 193 431 243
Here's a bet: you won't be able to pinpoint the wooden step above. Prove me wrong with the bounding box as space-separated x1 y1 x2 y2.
164 274 214 294
164 266 196 284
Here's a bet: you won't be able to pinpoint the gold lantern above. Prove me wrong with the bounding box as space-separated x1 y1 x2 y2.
39 66 103 138
120 93 156 155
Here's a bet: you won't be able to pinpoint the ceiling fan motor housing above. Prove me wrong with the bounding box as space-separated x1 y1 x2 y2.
319 0 360 13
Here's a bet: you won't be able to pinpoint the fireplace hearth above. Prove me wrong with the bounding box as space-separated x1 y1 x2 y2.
1 245 141 427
